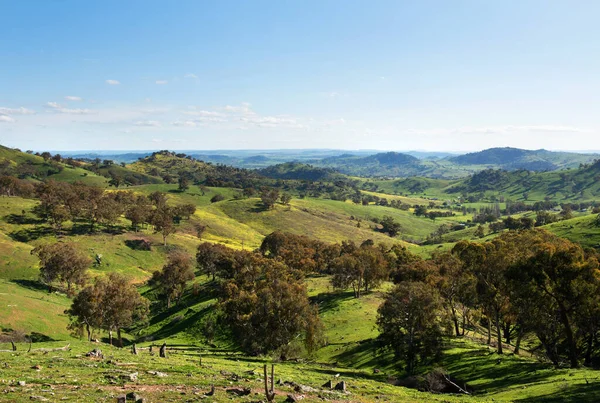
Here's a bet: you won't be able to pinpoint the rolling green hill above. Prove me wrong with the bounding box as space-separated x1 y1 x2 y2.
450 147 598 171
258 162 344 181
2 145 600 402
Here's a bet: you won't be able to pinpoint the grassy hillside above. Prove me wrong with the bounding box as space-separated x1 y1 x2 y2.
258 162 344 181
450 147 598 171
2 147 600 403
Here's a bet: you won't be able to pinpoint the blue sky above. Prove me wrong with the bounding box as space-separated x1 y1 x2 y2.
1 0 599 151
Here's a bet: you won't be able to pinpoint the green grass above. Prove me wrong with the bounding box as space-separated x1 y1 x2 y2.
544 214 600 249
0 279 72 340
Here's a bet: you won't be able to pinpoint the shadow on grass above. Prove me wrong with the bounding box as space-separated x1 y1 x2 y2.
442 347 555 394
310 290 355 314
329 338 391 371
4 213 44 225
515 382 600 403
11 279 48 292
150 305 214 341
9 226 54 242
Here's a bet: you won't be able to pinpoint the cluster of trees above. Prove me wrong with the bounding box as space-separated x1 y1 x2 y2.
31 181 195 243
377 229 600 374
451 230 600 368
0 175 35 197
30 241 149 346
196 237 325 356
67 273 149 346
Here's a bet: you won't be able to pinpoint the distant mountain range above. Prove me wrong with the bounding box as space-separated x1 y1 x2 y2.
449 147 598 171
54 147 599 179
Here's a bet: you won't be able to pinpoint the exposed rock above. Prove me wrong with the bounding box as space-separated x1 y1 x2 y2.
29 396 49 401
17 381 26 386
321 380 332 389
294 384 317 393
286 394 305 402
147 370 167 377
334 381 346 392
86 349 103 359
226 387 251 396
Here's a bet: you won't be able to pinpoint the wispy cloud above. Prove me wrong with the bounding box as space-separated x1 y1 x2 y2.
64 96 83 101
106 79 120 85
184 73 198 79
183 109 225 117
46 101 93 115
0 107 35 115
0 115 15 123
172 120 198 127
409 125 592 136
134 120 161 127
155 80 168 85
320 91 341 98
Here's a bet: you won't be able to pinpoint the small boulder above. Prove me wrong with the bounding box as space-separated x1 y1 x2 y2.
286 394 305 402
321 380 332 389
334 381 346 392
226 387 251 396
294 384 317 393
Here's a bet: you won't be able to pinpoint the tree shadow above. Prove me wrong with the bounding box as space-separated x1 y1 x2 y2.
442 348 555 395
11 279 48 292
4 213 44 225
515 382 600 403
310 290 355 314
250 202 269 213
28 332 57 343
125 239 152 251
9 226 54 242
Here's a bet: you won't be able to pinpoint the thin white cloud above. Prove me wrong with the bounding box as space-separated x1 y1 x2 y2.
46 101 93 115
321 91 340 98
106 79 120 85
410 125 592 136
183 109 225 117
134 120 161 127
64 96 83 101
0 115 15 123
172 120 197 127
184 73 198 79
0 107 35 115
155 80 168 85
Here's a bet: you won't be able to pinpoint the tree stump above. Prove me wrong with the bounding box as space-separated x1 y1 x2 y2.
131 343 138 355
159 342 166 358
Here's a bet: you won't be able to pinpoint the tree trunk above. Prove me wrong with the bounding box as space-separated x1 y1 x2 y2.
514 326 524 355
486 315 492 345
584 331 594 367
451 305 460 336
167 296 171 309
163 234 167 246
558 305 579 368
109 330 113 346
159 342 167 358
86 323 91 342
132 343 138 355
504 322 511 344
117 328 123 347
496 311 503 354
